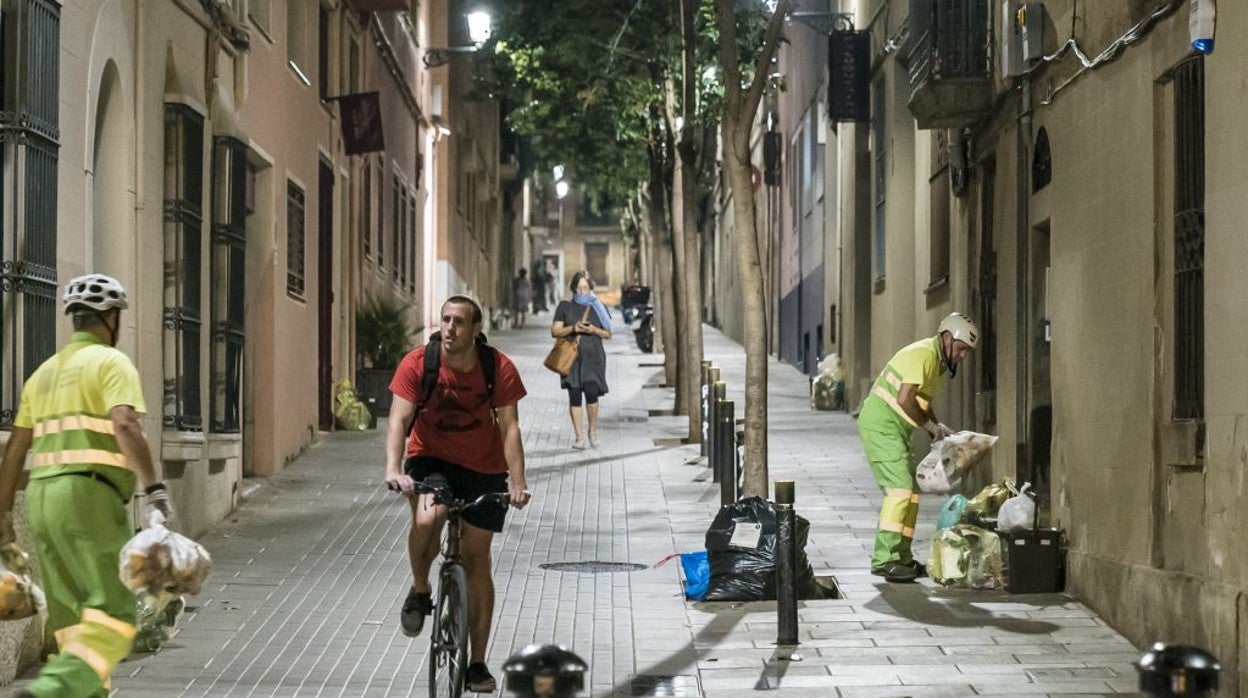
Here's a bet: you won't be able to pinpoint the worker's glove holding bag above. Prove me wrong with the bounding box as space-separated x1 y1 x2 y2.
142 482 175 528
119 520 212 599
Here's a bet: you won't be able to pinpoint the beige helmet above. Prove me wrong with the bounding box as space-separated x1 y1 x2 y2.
938 312 979 348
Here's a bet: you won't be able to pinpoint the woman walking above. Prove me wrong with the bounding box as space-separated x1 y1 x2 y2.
551 271 612 449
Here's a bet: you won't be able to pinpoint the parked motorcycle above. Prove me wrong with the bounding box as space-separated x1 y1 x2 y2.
620 284 651 324
630 304 654 353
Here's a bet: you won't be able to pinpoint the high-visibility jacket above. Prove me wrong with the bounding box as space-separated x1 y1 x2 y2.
858 335 945 434
15 332 146 501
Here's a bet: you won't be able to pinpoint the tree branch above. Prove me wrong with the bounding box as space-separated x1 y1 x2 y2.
743 1 795 122
714 0 743 108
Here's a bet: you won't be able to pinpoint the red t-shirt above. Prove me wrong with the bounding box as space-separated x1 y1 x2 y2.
388 345 527 474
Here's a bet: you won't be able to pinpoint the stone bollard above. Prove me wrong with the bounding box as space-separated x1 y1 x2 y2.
503 643 589 697
1136 643 1220 697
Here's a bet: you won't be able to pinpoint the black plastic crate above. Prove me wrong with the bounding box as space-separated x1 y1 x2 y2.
1002 528 1065 594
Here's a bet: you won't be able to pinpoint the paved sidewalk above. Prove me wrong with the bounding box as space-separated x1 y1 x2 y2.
14 315 1140 696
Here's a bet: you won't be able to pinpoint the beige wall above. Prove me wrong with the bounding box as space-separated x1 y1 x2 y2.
828 0 1248 688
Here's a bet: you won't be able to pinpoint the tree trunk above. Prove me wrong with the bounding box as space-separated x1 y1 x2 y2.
675 0 705 442
646 146 678 387
670 157 692 417
714 0 792 497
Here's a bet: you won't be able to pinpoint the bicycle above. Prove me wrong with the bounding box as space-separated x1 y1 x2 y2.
414 479 511 698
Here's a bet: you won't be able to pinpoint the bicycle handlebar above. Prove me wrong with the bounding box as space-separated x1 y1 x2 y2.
412 481 511 512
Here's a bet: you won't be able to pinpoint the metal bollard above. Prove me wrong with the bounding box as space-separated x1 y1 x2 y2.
710 381 725 481
700 362 713 456
503 643 589 697
1136 643 1220 697
718 400 735 506
775 480 799 646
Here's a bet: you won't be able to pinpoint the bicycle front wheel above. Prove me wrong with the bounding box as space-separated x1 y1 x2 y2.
428 563 469 698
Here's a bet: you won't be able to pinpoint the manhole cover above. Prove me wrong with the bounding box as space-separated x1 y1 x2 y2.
540 561 649 574
631 675 699 696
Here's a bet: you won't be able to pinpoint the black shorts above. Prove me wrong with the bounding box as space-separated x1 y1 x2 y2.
404 455 508 533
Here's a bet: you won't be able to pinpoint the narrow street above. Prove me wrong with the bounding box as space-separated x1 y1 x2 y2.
29 315 1141 697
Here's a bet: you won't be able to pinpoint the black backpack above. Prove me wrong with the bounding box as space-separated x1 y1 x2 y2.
411 331 498 422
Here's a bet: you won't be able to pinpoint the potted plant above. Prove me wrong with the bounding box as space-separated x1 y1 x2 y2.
355 294 420 419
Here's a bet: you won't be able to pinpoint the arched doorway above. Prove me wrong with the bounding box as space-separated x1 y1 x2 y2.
90 61 132 287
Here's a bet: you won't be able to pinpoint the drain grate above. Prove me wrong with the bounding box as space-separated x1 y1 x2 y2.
631 674 699 696
540 561 649 574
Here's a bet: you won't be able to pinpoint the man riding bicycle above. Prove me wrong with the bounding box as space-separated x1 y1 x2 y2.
384 295 532 694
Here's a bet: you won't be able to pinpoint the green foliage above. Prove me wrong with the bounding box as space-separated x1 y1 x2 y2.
355 295 419 370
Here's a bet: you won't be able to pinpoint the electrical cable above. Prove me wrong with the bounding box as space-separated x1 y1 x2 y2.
1026 0 1182 110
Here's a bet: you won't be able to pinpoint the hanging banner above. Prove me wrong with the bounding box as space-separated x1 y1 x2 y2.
828 30 870 123
337 91 386 156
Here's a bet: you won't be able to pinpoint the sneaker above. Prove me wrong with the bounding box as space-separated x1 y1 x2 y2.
870 561 919 583
909 561 928 579
399 588 432 637
464 662 497 693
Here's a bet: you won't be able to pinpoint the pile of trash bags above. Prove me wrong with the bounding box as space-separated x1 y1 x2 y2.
333 379 373 431
930 478 1037 589
810 355 846 411
693 497 824 602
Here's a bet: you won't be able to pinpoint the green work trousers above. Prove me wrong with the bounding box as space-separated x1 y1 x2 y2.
857 420 920 570
25 474 136 698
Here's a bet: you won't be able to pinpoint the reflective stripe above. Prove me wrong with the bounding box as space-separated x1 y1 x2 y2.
878 520 904 533
82 608 137 640
61 640 113 680
33 415 115 438
909 493 921 503
901 526 915 538
870 386 918 427
54 625 82 648
883 372 902 390
884 488 913 498
32 449 127 469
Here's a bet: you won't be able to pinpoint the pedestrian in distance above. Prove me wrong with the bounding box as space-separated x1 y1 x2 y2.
857 312 978 583
383 295 532 694
512 268 532 329
550 271 612 450
0 274 174 698
529 260 548 314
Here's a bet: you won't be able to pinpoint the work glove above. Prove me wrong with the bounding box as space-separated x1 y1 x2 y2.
925 421 954 441
143 482 175 528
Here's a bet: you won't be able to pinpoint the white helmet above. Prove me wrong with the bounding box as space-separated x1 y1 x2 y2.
938 312 978 348
63 274 129 314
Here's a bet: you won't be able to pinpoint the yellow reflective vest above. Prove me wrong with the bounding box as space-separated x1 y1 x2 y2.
14 332 146 500
859 336 945 434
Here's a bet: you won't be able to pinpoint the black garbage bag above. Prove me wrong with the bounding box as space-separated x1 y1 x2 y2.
702 496 823 602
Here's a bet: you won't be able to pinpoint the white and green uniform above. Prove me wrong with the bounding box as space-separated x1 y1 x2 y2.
16 332 144 697
857 336 945 570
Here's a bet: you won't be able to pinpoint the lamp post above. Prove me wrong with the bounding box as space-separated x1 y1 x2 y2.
423 10 492 68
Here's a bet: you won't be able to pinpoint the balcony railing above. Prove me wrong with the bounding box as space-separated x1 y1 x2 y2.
905 0 993 129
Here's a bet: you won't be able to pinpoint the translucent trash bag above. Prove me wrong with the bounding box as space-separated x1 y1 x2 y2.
810 354 846 411
963 478 1016 524
935 494 968 531
929 524 1003 589
996 482 1037 532
0 543 44 621
131 593 186 653
915 431 1000 494
120 522 212 599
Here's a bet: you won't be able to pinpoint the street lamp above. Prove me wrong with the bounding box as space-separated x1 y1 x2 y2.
555 180 570 200
423 10 492 68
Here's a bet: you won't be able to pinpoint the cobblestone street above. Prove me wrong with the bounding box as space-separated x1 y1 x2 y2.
19 315 1142 697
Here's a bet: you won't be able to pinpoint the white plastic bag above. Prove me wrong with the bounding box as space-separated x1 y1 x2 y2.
915 431 999 494
996 482 1037 532
119 524 212 598
0 544 44 620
